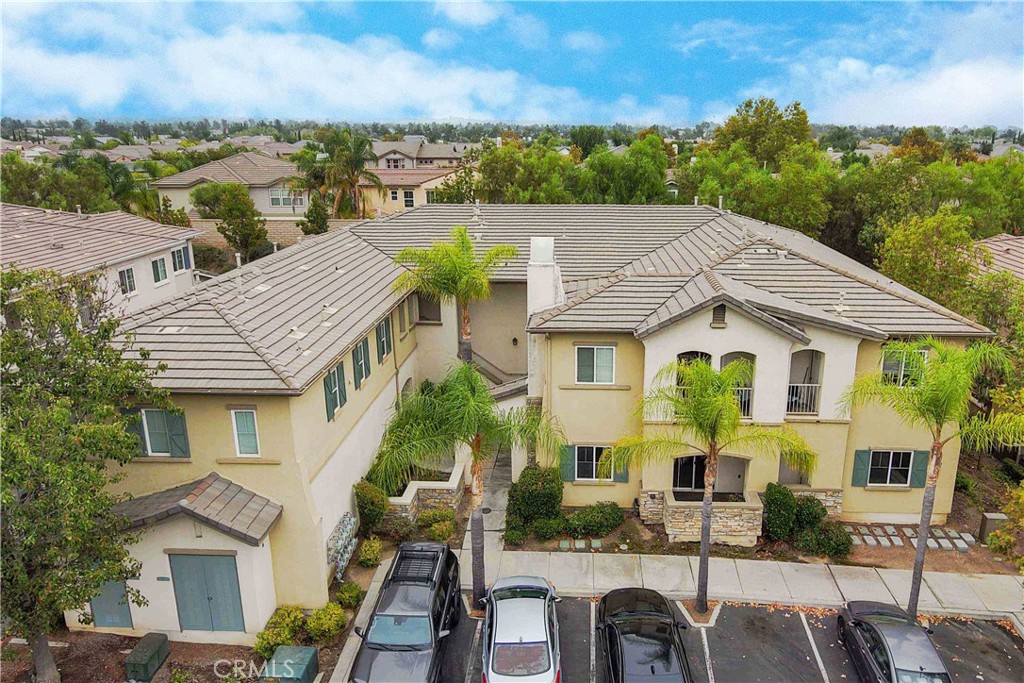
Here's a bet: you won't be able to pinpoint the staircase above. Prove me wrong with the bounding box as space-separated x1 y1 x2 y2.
472 351 518 386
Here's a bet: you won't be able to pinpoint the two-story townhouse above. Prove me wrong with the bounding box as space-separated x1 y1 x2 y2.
359 167 463 216
351 205 991 546
0 203 201 314
154 152 307 218
63 228 457 644
370 136 479 169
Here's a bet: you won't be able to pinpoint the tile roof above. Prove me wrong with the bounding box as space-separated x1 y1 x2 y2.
977 234 1023 280
359 167 457 187
153 152 296 188
115 473 282 545
121 226 406 393
0 203 201 276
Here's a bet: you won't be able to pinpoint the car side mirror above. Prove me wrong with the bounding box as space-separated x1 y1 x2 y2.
354 626 365 638
479 598 488 606
438 629 451 639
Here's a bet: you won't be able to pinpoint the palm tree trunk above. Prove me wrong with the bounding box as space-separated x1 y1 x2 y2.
470 453 485 509
471 508 486 607
458 303 473 363
696 452 719 614
30 633 59 683
332 189 343 218
907 441 942 619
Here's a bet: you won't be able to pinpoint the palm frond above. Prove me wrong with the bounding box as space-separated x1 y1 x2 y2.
723 425 817 476
960 412 1024 452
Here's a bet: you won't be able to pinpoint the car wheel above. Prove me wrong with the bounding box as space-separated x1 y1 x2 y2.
837 616 847 644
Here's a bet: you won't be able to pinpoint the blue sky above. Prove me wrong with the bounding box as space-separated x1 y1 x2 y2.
3 1 1022 127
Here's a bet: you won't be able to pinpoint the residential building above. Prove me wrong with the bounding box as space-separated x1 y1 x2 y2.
359 167 462 216
153 152 307 217
0 203 201 314
977 234 1024 281
369 134 478 169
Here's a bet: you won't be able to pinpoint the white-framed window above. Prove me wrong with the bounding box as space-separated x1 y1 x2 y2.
171 246 191 272
118 267 136 295
375 316 393 362
398 300 407 334
575 445 611 481
352 337 371 388
151 257 168 284
141 409 171 456
386 157 406 169
576 345 615 384
426 190 436 204
269 188 304 207
231 409 260 457
403 190 414 208
673 455 707 490
869 449 913 486
390 189 399 201
881 348 928 387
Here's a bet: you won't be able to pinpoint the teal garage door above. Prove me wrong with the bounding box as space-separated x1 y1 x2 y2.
91 580 133 628
169 554 245 632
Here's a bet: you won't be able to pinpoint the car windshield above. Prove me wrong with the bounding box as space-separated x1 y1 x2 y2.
895 670 952 683
492 587 549 600
366 615 431 647
492 642 551 676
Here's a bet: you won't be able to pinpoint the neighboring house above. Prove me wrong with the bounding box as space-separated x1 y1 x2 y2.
370 134 478 169
977 234 1024 281
0 203 201 314
153 152 306 217
1 139 60 162
359 167 461 216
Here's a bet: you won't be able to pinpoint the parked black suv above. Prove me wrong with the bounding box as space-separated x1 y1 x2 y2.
350 541 461 683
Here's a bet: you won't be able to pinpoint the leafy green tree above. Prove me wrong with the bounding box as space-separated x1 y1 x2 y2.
368 363 562 603
324 130 383 218
843 340 1024 618
1 268 171 682
959 155 1024 238
569 125 606 159
297 194 330 235
190 183 267 262
0 153 118 213
893 127 944 164
609 359 816 613
819 126 859 153
711 98 812 171
393 225 517 363
582 134 670 204
153 195 191 227
432 165 476 204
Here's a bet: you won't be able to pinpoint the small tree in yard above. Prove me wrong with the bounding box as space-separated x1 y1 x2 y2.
297 194 330 235
842 339 1024 618
1 269 171 682
189 183 267 262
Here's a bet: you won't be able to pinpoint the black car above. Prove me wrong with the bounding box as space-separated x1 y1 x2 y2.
838 601 952 683
350 541 461 683
596 588 693 683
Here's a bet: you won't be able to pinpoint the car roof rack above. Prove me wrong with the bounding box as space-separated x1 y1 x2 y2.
390 549 439 586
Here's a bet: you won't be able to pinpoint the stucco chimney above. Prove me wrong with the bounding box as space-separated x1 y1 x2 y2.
527 236 565 315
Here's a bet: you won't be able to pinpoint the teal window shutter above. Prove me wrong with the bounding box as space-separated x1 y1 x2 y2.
166 412 190 457
910 450 929 488
559 445 575 482
376 324 385 363
363 338 372 378
324 373 337 420
353 345 362 390
124 410 146 455
337 363 347 407
852 449 870 487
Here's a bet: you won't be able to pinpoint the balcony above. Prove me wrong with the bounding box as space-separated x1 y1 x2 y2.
787 383 821 415
735 387 753 418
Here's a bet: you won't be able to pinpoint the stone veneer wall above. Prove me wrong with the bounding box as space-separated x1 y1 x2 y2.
785 487 844 517
639 490 665 524
384 455 470 523
639 489 763 547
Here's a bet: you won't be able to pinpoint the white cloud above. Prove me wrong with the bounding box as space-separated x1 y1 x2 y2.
422 28 459 50
673 19 784 61
507 13 549 50
562 30 611 55
433 0 503 28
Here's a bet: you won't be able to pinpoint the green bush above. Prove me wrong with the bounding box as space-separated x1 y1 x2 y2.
531 517 565 541
254 606 306 659
508 464 563 524
564 502 624 538
306 602 348 642
335 581 365 609
763 483 797 541
358 536 383 567
1001 459 1024 485
794 496 828 535
355 481 389 534
417 507 455 529
378 516 416 542
987 529 1016 555
426 520 454 543
796 520 853 559
503 526 527 546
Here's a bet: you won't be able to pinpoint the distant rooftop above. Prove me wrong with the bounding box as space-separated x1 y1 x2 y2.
978 234 1024 281
153 151 296 188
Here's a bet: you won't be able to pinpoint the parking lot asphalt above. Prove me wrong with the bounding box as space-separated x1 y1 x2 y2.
446 595 1024 683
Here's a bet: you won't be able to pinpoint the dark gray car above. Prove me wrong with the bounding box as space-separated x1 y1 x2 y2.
838 601 951 683
350 542 460 683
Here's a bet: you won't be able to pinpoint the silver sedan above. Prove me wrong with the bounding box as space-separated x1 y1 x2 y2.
481 575 562 683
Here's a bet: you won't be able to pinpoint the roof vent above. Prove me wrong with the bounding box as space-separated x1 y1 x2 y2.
158 325 187 334
711 304 727 328
50 240 63 250
298 264 311 271
778 250 788 260
252 284 271 293
834 291 848 315
287 326 307 340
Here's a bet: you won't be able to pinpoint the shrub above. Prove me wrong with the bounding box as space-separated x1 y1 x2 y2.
192 244 231 273
508 464 563 524
254 606 306 659
763 483 797 541
1000 459 1024 485
987 529 1016 555
426 520 454 543
358 536 382 567
417 507 455 529
955 472 983 508
306 602 347 642
564 502 624 538
796 520 853 559
378 516 416 542
335 581 364 609
355 481 389 534
794 496 828 535
531 517 565 541
503 526 527 546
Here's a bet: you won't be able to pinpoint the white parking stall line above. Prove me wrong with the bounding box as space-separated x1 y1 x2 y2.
700 627 715 683
799 612 830 683
590 599 597 683
465 620 482 683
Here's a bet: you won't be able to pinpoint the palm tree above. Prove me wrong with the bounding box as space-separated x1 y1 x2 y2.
608 358 817 614
368 363 562 604
393 226 518 364
843 338 1024 618
323 130 384 218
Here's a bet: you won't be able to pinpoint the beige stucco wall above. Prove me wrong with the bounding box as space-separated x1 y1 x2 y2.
158 183 308 217
414 300 459 383
469 283 528 376
360 174 454 217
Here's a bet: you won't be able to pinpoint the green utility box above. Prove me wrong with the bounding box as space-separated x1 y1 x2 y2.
125 632 169 682
259 645 319 683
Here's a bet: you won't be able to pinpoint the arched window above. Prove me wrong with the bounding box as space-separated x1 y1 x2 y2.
788 350 823 415
721 352 755 418
677 350 711 366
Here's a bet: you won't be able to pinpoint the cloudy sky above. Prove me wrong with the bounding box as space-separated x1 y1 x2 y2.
3 1 1022 127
